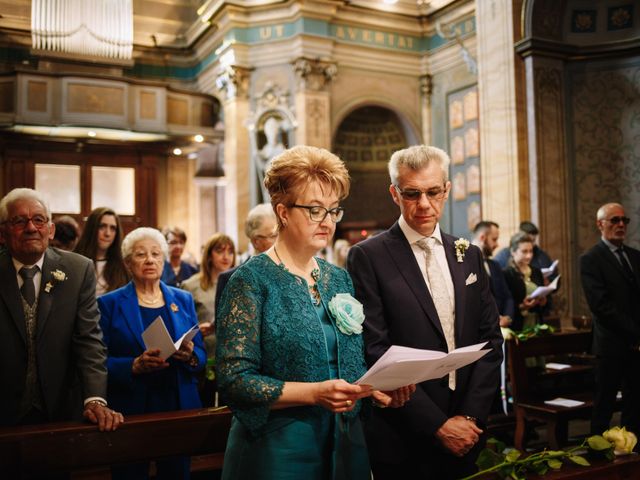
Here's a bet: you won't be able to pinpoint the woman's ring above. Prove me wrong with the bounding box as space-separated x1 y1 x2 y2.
346 400 353 407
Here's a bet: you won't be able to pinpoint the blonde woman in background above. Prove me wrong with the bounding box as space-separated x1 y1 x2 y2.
182 233 235 357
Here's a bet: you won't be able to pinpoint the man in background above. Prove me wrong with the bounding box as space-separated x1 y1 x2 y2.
472 221 514 327
215 203 278 309
580 202 640 437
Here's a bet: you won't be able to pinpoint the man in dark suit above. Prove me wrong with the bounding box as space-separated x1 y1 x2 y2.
472 221 515 326
580 202 640 436
215 203 277 310
0 188 122 430
347 146 503 479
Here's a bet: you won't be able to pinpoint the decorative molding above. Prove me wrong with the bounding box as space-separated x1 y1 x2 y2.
215 65 252 101
255 82 290 111
419 74 433 96
292 57 337 92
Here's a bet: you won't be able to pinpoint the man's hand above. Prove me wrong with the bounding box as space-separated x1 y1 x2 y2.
83 401 124 432
371 384 416 408
435 415 483 457
199 321 214 337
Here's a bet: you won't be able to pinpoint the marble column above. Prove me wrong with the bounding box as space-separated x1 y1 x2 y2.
475 0 524 246
420 74 433 145
524 56 571 316
292 58 337 149
217 65 252 251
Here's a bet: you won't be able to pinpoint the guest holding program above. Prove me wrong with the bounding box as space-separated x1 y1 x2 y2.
216 146 414 480
98 227 206 479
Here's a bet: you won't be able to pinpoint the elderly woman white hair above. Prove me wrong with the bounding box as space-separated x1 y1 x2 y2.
97 226 206 479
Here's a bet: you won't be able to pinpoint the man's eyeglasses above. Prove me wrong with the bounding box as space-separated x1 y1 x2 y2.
606 216 630 225
291 205 345 223
253 232 278 241
394 185 447 202
3 215 49 229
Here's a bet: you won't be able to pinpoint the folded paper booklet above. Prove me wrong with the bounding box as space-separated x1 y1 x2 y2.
356 342 490 391
541 259 559 278
141 316 200 361
528 275 561 300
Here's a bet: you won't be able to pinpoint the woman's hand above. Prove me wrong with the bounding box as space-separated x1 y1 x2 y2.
199 321 214 337
313 379 372 413
132 348 169 375
173 340 195 362
372 384 416 408
521 297 537 310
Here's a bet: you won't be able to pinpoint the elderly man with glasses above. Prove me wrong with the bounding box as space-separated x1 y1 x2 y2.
347 145 503 479
580 202 640 440
0 188 122 432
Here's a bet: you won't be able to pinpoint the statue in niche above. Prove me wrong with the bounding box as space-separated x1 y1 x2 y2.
255 114 289 202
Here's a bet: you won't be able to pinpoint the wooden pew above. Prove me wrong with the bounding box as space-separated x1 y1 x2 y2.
0 407 232 479
507 331 601 450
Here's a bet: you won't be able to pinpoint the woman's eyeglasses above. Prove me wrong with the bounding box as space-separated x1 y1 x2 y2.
291 205 345 223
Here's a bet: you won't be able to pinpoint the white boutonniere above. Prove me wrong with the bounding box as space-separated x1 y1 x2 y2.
45 269 67 293
454 238 470 263
328 293 365 335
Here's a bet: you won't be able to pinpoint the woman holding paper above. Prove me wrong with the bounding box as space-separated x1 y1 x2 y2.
216 146 414 480
98 227 205 479
503 232 547 331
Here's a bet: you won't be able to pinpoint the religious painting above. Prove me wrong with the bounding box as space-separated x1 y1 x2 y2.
463 90 478 121
465 127 479 158
467 201 481 232
467 164 480 193
449 100 463 129
453 172 466 201
451 136 464 165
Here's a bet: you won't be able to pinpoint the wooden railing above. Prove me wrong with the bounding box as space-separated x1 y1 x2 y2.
0 407 232 479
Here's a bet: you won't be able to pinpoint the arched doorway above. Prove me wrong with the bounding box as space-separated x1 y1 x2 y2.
333 105 411 241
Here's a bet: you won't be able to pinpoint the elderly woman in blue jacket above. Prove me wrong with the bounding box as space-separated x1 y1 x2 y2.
216 146 415 480
98 227 206 480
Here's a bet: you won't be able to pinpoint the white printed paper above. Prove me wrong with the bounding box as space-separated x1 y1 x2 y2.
544 397 584 408
528 275 561 300
356 342 490 391
545 363 571 370
541 259 559 278
141 316 199 361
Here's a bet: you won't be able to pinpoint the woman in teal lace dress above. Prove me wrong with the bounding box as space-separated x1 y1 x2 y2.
216 146 414 479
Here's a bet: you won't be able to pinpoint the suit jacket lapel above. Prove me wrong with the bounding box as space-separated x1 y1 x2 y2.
384 223 445 340
160 283 187 341
118 282 147 350
597 241 634 284
35 248 58 336
442 234 467 341
0 252 27 343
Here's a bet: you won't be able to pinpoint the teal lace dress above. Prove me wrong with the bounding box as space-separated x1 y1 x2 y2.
215 255 370 480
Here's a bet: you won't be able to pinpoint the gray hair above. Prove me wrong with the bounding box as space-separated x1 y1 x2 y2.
0 188 52 223
388 145 450 185
245 203 277 239
596 202 624 221
121 227 169 260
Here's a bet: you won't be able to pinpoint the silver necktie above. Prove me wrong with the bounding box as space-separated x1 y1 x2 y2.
417 237 456 390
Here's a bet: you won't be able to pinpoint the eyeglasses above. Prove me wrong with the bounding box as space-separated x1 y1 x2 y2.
253 233 278 241
291 204 345 223
606 216 630 225
3 215 49 229
394 185 447 202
